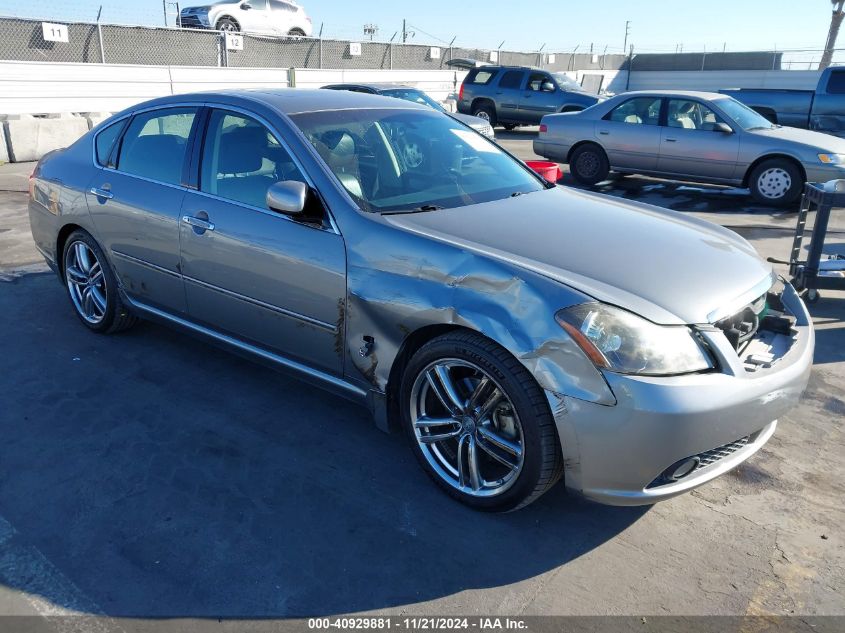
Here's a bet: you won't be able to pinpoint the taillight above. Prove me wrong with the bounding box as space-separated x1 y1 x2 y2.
459 83 464 101
28 168 36 199
539 124 548 133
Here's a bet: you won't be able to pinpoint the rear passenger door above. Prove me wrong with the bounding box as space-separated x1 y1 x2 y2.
178 108 346 374
238 0 272 34
595 96 663 170
86 106 199 314
494 69 526 123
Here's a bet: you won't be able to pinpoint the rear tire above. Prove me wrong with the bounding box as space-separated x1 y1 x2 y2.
400 331 563 512
471 103 497 128
503 124 517 131
62 230 137 334
569 143 610 185
288 28 305 37
749 158 804 207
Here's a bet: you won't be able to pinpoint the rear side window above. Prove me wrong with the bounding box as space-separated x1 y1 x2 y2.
827 71 845 94
117 108 197 185
467 69 498 85
95 119 126 168
606 97 662 126
498 70 524 90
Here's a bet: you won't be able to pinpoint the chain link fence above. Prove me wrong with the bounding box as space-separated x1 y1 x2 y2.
1 15 840 72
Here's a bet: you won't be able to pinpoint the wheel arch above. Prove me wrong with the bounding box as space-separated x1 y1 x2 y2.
742 153 806 188
215 14 240 29
56 222 85 276
470 97 496 115
566 139 608 164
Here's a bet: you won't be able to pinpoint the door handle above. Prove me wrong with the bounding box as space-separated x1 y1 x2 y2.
182 215 215 232
599 130 609 135
665 138 678 142
89 187 113 200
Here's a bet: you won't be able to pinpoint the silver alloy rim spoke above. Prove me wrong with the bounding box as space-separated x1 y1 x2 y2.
411 359 525 498
477 426 522 457
65 241 107 324
426 365 465 416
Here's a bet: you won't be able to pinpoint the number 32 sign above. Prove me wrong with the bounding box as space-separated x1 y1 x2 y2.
42 22 69 43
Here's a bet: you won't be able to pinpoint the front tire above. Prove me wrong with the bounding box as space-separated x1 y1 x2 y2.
400 331 563 512
569 143 610 185
216 17 240 32
62 230 137 334
749 158 804 206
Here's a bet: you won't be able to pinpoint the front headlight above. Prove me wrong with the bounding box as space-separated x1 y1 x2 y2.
818 153 845 164
555 303 714 376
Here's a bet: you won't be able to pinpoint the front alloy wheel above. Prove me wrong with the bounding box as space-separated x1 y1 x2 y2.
401 332 563 511
410 359 525 497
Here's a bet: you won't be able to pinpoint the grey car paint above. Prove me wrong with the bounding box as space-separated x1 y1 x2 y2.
534 90 845 186
722 66 845 137
29 89 814 506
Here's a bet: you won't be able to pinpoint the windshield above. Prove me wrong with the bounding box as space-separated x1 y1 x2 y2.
552 72 583 91
290 109 545 213
715 97 775 130
381 88 446 113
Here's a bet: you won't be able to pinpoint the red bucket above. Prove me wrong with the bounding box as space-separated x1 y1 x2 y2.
525 160 562 182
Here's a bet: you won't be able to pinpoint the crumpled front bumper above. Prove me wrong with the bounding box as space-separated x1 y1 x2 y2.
547 282 814 506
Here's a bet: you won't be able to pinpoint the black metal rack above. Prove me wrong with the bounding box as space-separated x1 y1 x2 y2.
786 181 845 304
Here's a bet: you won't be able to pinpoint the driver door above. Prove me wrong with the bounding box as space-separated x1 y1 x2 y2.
179 108 346 374
516 72 559 123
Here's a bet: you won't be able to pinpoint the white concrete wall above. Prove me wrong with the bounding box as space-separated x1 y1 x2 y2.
626 70 821 92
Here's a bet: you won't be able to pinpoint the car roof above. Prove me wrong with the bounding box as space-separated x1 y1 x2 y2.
615 90 730 101
127 88 430 116
322 83 419 92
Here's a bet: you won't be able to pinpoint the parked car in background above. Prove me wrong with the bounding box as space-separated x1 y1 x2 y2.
457 66 600 129
721 66 845 138
534 90 845 205
177 0 312 37
29 89 812 511
321 83 495 139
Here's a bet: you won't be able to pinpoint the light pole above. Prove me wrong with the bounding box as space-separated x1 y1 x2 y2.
623 20 631 53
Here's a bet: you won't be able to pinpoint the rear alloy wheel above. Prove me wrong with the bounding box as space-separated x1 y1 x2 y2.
216 18 240 32
401 332 563 511
749 159 803 206
62 230 137 334
471 103 497 128
569 143 610 185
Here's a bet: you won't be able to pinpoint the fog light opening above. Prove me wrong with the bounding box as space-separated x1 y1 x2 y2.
667 456 700 481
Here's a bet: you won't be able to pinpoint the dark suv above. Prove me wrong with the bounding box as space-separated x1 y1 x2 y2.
457 66 600 129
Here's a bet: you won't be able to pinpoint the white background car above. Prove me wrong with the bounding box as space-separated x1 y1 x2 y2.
178 0 313 37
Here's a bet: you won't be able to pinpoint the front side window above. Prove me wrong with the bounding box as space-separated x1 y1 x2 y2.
200 110 306 209
527 72 554 92
290 108 545 213
667 99 724 130
607 97 661 125
117 108 197 185
246 0 268 10
95 119 127 167
827 71 845 94
381 89 445 112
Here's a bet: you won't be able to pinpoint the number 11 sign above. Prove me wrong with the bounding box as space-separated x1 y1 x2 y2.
42 22 69 43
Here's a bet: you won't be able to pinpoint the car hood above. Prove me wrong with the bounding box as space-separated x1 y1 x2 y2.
384 186 773 325
452 112 490 129
749 125 845 151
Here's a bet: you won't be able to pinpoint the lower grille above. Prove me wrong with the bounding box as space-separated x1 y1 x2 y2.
178 15 206 28
647 435 751 489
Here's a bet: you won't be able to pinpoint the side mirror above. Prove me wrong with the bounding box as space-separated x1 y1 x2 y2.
267 180 308 216
542 81 555 92
240 1 253 9
713 121 733 134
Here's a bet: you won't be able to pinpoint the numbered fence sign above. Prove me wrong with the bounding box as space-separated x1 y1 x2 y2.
489 50 498 63
349 42 362 56
430 47 440 60
225 33 244 51
548 54 556 64
42 22 69 43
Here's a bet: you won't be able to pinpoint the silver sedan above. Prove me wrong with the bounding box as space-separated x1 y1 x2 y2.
534 90 845 205
29 89 813 511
